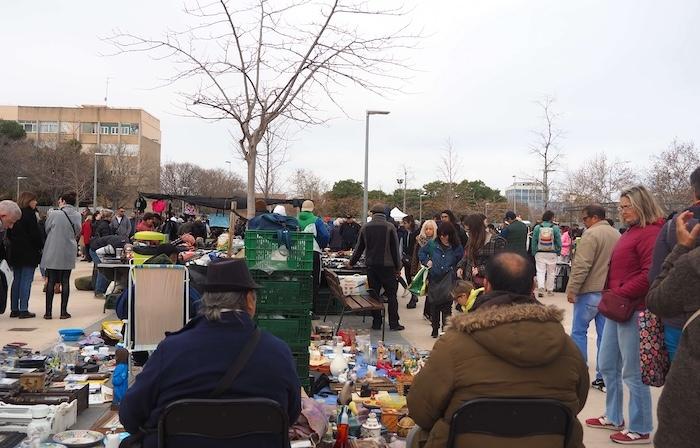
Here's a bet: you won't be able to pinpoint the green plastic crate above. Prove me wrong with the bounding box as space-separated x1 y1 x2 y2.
293 351 310 378
245 230 314 271
255 313 312 345
251 270 313 313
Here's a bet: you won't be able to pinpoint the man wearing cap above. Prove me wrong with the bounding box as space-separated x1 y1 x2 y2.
119 258 301 448
349 204 404 331
297 200 330 312
500 211 528 254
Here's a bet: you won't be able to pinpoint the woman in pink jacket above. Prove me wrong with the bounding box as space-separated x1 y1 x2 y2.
586 186 665 445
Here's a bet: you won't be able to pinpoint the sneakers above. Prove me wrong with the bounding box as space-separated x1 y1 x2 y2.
546 290 554 296
592 378 606 392
586 416 625 431
389 324 405 331
18 311 36 319
537 289 544 298
610 430 651 444
407 296 418 309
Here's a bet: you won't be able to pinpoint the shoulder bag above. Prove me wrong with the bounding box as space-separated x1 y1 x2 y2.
598 290 642 322
639 310 669 387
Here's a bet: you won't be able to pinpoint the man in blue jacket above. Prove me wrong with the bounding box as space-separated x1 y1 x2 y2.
119 258 301 448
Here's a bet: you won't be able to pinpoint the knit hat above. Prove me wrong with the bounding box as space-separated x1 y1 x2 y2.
273 205 287 216
301 200 314 212
255 199 268 212
370 204 386 214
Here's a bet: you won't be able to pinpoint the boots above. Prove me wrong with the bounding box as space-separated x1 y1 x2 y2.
407 295 418 309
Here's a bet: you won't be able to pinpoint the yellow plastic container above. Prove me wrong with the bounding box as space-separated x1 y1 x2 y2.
133 231 166 243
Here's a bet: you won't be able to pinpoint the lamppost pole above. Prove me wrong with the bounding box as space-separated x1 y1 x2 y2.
512 175 517 214
363 110 390 223
419 192 427 222
16 176 27 202
93 152 107 209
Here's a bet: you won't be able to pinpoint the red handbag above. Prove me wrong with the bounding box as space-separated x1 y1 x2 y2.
598 290 642 322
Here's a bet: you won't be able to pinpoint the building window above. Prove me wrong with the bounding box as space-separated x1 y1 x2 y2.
81 122 97 134
119 123 139 135
38 121 58 133
100 123 118 134
60 122 77 134
18 121 37 133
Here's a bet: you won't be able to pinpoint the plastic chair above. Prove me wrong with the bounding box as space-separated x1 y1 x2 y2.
447 398 573 448
125 264 189 353
157 398 289 448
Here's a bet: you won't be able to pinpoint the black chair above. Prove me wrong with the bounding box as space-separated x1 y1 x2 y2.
447 398 573 448
158 398 289 448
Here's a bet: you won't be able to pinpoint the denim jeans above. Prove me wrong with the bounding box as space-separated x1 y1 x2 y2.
664 325 681 362
89 248 109 294
571 292 605 380
10 266 36 312
599 315 653 434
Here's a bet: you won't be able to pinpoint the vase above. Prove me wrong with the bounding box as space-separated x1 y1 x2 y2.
330 344 348 376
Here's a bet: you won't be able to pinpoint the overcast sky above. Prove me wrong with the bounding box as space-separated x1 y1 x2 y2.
2 1 699 196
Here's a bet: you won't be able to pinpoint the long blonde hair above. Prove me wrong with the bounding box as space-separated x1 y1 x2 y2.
619 185 665 228
419 219 438 240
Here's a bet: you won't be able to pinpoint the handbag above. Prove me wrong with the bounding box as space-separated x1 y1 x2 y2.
639 310 669 387
598 290 642 322
427 271 456 306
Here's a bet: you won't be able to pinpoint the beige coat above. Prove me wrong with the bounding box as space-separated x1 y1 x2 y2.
565 220 620 295
407 299 589 448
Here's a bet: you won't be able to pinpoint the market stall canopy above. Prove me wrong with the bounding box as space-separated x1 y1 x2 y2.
390 207 407 220
138 192 307 219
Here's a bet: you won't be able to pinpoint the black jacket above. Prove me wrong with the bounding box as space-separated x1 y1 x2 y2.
340 221 361 250
349 214 401 270
92 219 113 239
7 207 44 268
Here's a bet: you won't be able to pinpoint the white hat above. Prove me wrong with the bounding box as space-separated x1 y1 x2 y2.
273 205 287 216
301 200 314 212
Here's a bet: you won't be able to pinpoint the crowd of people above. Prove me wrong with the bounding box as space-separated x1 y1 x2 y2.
2 172 700 447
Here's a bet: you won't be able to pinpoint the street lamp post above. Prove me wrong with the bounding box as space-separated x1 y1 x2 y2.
16 176 27 201
93 152 108 209
512 175 517 214
419 192 427 222
363 110 390 223
396 177 404 210
225 160 232 173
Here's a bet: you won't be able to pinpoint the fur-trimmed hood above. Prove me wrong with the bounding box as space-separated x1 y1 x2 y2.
450 301 568 367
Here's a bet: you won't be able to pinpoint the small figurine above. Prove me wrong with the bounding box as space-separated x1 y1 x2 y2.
111 348 129 410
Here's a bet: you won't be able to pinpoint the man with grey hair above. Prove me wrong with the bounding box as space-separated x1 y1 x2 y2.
119 258 301 448
0 200 22 233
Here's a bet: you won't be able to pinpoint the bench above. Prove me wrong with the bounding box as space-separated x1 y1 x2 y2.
323 269 385 340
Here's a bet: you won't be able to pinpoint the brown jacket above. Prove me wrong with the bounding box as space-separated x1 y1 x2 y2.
566 220 620 295
407 297 589 448
646 244 700 448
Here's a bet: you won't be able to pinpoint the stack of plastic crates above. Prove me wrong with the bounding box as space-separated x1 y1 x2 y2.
245 230 314 391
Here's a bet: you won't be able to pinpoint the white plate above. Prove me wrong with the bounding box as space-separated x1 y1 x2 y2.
53 430 104 447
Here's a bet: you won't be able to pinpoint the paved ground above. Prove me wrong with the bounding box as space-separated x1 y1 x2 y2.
0 261 116 352
320 286 661 448
2 264 660 446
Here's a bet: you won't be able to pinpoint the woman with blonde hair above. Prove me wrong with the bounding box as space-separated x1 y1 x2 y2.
411 220 438 320
586 185 665 444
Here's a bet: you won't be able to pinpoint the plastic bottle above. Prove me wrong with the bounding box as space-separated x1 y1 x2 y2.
333 406 349 448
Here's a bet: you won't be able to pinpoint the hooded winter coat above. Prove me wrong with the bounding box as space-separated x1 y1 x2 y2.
407 293 589 448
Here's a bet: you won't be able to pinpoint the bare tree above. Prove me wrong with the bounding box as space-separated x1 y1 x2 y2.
256 125 288 198
561 153 636 204
97 143 146 208
160 162 245 198
438 139 461 209
108 0 416 217
647 139 700 212
529 96 564 209
290 168 327 201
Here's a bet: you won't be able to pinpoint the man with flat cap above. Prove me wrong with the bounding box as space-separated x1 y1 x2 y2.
349 203 404 331
120 258 301 448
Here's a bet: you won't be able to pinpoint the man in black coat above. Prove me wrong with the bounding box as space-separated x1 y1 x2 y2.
348 204 404 331
119 258 301 448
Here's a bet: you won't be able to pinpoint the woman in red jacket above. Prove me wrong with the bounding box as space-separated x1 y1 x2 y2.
586 185 665 445
80 213 93 261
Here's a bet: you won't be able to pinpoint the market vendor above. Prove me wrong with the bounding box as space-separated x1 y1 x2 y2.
119 258 301 448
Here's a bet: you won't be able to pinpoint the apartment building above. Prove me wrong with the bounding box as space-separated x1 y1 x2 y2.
0 104 161 193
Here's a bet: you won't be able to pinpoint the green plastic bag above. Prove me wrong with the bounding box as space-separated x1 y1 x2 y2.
409 266 429 296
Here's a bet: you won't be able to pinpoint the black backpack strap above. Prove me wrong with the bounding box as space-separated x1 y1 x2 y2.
209 328 261 398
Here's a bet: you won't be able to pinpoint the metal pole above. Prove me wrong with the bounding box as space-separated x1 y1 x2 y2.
512 175 517 214
16 178 20 202
419 195 422 223
363 112 370 224
93 154 98 209
402 167 407 212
